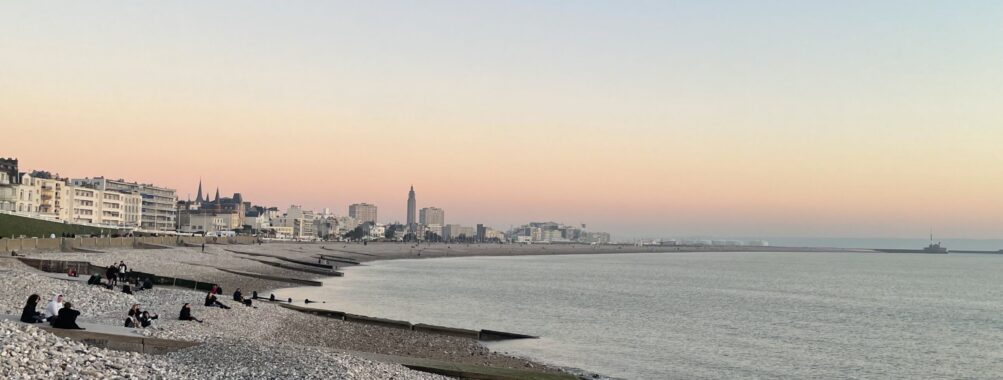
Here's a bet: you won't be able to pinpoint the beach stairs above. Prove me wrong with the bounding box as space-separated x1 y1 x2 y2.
0 315 198 354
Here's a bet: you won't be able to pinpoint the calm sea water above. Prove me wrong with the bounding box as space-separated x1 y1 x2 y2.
278 252 1003 379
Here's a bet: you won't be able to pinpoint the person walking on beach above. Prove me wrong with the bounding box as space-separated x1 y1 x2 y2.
20 294 45 323
52 302 83 330
179 303 203 323
43 294 64 323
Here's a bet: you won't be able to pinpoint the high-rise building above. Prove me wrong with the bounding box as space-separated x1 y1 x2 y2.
419 207 444 226
406 186 416 227
349 203 378 224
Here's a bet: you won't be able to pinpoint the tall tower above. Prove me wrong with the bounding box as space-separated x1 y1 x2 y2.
406 185 417 228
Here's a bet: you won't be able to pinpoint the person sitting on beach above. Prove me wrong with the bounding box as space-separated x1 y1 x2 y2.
122 284 134 295
129 304 141 318
204 292 231 309
232 288 253 307
52 302 83 330
20 294 45 324
142 278 153 290
139 311 158 328
67 268 77 277
43 294 64 323
269 294 275 302
179 303 203 323
87 274 102 286
251 291 258 300
124 313 140 328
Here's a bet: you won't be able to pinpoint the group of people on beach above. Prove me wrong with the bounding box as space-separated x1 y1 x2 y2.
125 303 158 328
18 257 280 334
21 294 83 330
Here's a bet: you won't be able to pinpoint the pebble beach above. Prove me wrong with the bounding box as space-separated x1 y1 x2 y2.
2 243 575 379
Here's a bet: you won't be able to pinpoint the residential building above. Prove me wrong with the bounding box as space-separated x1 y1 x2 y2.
442 224 475 240
419 207 444 226
180 213 239 233
348 203 377 224
271 205 316 239
0 158 19 185
424 223 443 238
68 180 143 227
72 177 177 231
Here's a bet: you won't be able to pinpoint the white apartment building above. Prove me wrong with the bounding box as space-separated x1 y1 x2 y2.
68 183 143 227
271 205 317 239
72 177 177 231
0 173 40 214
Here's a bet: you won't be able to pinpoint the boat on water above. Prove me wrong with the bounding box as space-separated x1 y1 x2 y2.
875 232 949 254
921 242 948 254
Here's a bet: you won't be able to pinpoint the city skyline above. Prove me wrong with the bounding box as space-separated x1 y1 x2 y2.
2 2 1002 239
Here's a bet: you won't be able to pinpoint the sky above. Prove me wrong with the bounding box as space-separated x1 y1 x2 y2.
1 1 1002 240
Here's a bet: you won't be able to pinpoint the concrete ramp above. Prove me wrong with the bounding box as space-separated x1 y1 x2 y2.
72 247 107 253
137 242 173 249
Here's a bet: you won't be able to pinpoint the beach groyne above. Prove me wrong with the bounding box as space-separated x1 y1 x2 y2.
0 235 259 254
16 257 245 292
278 303 537 342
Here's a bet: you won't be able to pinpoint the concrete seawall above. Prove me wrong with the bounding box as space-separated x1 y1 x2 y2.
1 235 259 254
44 327 199 354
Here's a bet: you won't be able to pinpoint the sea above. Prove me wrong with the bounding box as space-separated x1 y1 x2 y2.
278 251 1003 379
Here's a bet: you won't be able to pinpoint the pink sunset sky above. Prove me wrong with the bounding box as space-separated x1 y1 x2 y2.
2 2 1001 239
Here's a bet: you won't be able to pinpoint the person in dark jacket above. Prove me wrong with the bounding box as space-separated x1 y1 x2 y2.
179 303 203 323
139 311 158 328
142 278 153 290
122 284 133 295
20 294 44 323
205 292 231 309
52 302 84 330
105 265 118 286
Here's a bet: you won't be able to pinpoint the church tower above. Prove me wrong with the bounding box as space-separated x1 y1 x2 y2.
195 179 204 203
